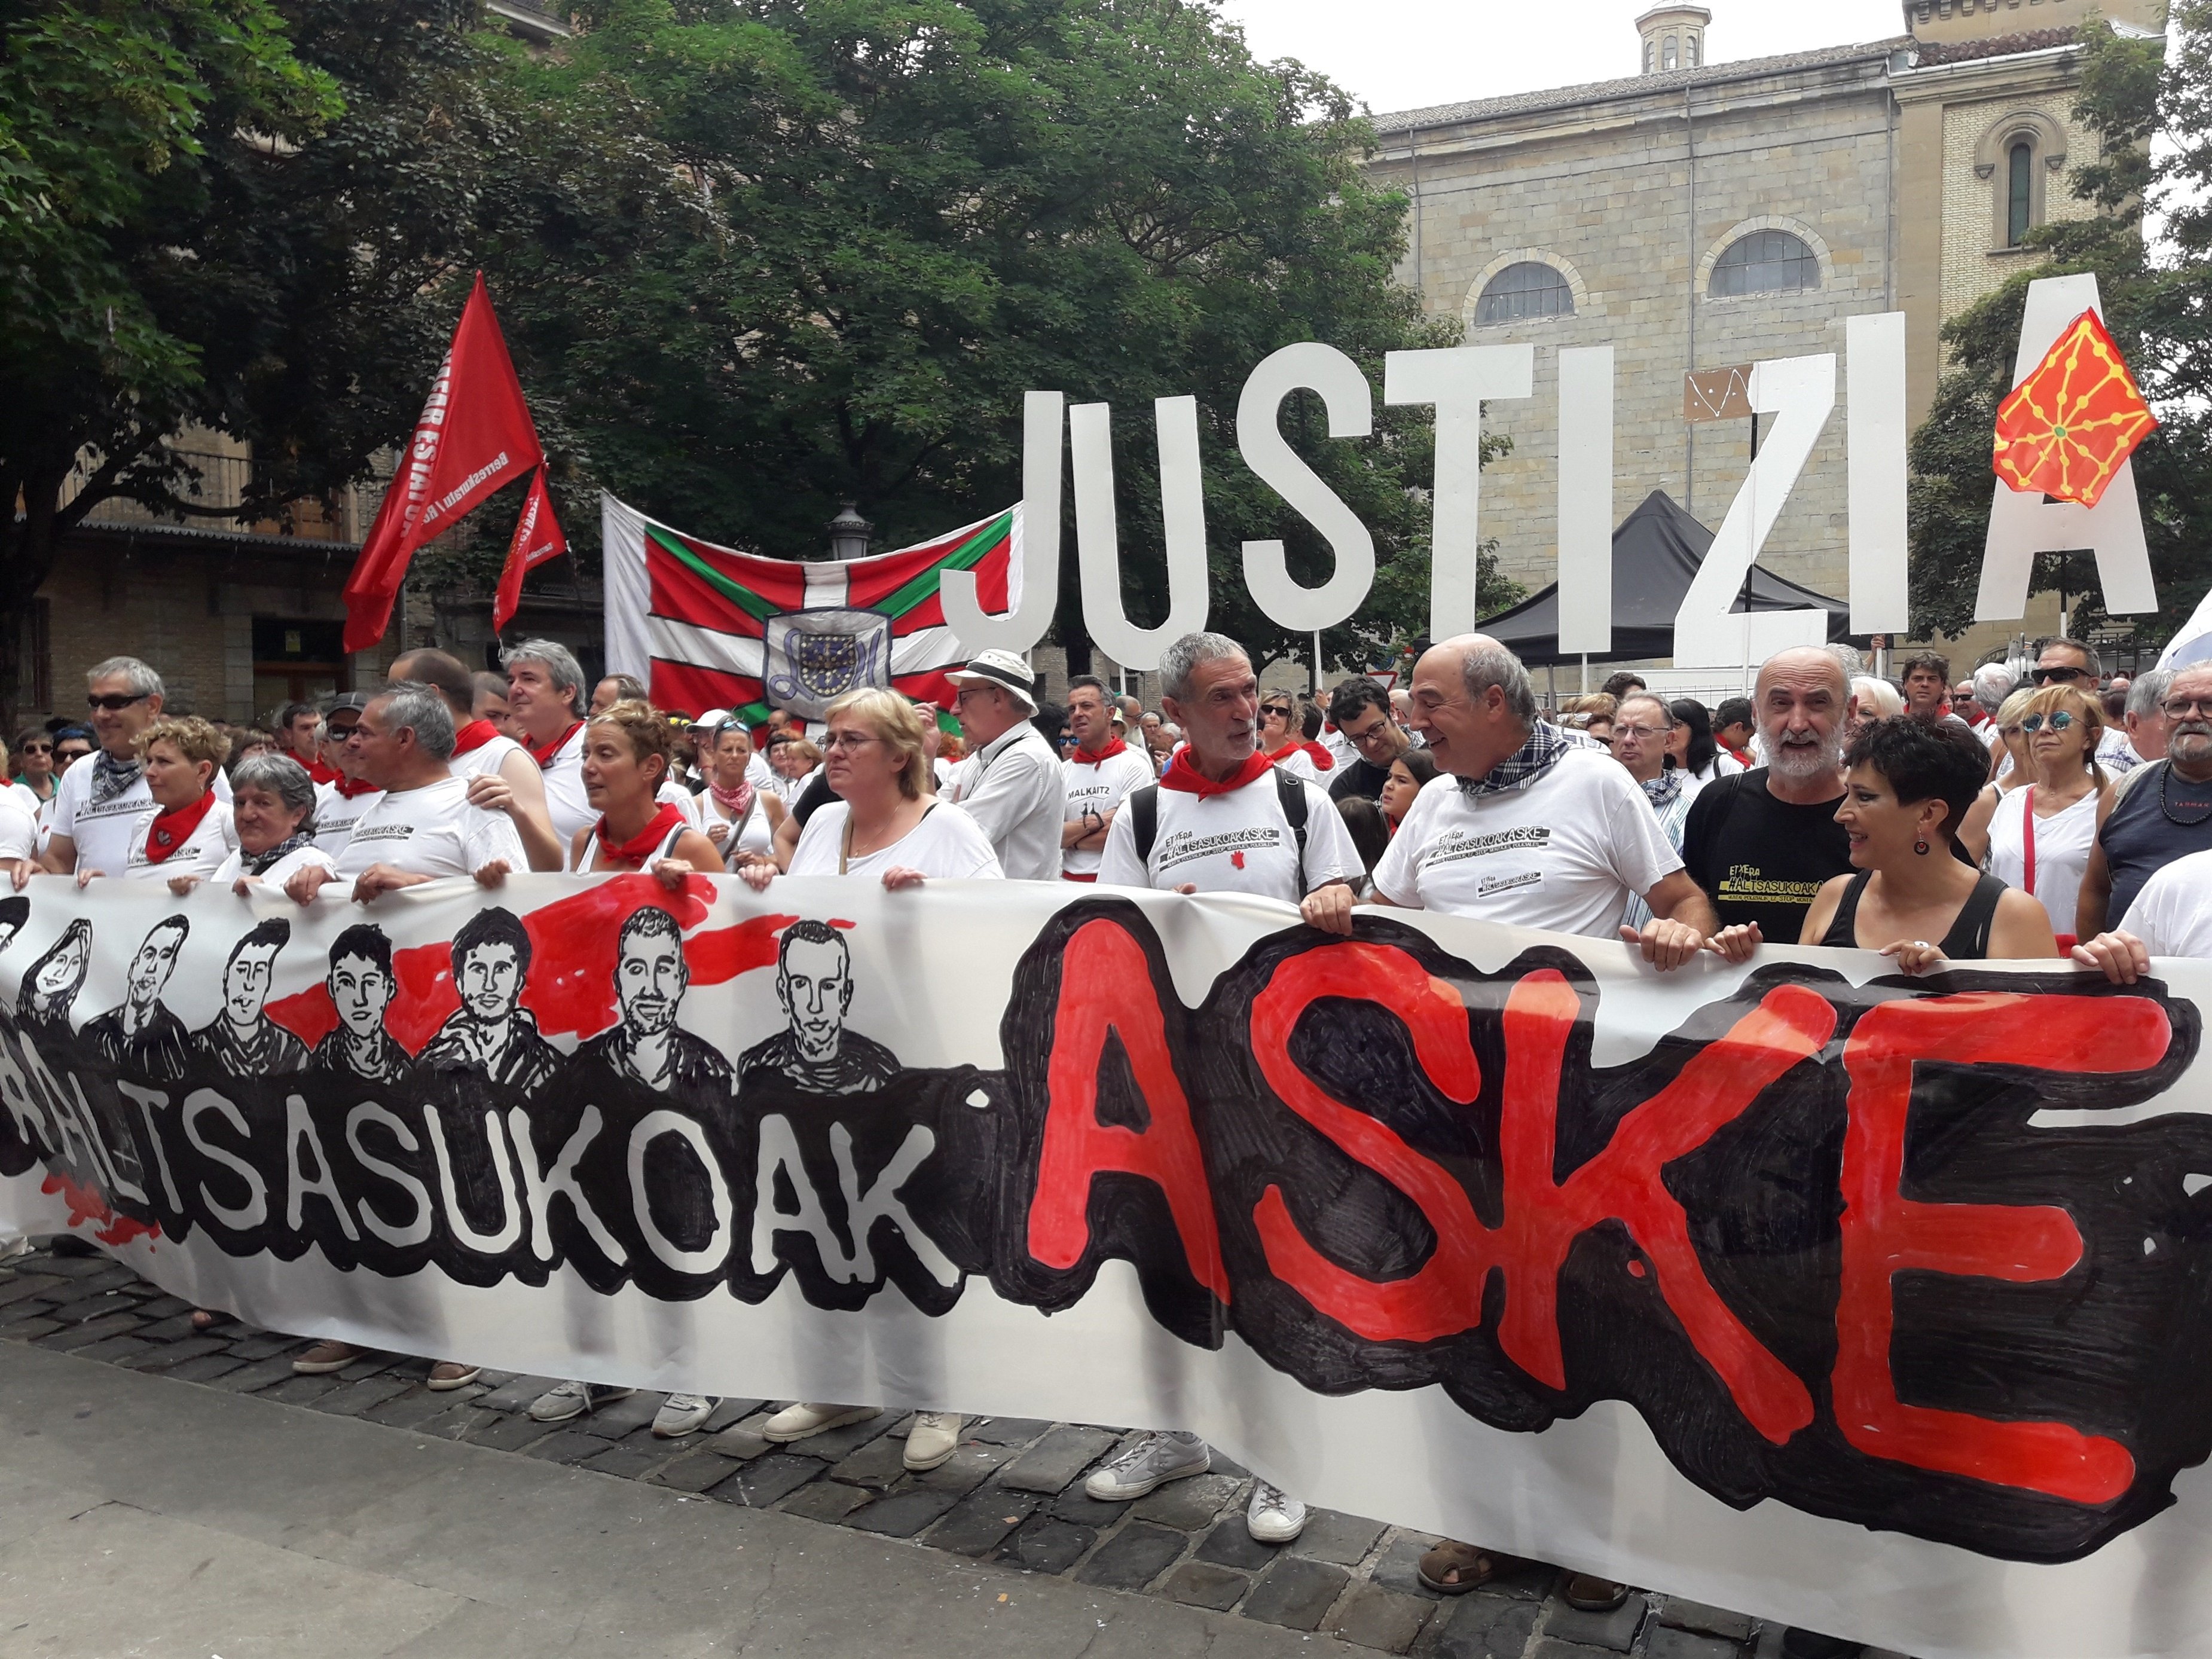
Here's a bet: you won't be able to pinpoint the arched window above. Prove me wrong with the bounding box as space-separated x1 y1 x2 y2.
1708 230 1821 297
1645 38 1657 73
1663 35 1678 70
1686 34 1700 66
1475 262 1575 326
2008 140 2035 246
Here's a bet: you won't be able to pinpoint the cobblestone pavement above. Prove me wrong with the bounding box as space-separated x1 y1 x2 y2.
0 1243 1901 1659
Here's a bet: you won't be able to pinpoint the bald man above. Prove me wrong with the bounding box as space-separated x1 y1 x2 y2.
1680 646 1854 946
1301 634 1724 973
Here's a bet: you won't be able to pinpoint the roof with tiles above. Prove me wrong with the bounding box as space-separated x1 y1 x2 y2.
1912 27 2077 63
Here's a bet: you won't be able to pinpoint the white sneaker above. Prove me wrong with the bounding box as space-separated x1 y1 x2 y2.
1084 1432 1210 1501
903 1411 963 1471
653 1393 718 1438
761 1401 875 1443
1246 1481 1307 1544
527 1380 636 1423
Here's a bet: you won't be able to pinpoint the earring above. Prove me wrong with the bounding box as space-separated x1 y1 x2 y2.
1914 838 1930 856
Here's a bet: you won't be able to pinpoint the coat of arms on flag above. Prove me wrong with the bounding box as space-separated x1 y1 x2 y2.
600 496 1024 721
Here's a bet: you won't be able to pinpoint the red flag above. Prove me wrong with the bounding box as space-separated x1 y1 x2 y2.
493 468 568 631
1992 308 2159 510
342 273 545 652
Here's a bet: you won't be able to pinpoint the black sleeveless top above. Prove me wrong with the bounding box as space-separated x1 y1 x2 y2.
1820 870 2009 960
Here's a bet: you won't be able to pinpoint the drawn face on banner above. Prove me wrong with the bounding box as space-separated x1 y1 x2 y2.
778 931 855 1064
459 940 523 1025
29 921 91 1012
615 914 688 1037
126 919 188 1010
330 946 395 1040
222 942 283 1028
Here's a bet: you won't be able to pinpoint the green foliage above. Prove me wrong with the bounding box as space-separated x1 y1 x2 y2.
1908 10 2212 648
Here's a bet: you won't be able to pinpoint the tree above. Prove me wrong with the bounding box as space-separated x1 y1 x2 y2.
481 0 1502 674
1908 8 2212 651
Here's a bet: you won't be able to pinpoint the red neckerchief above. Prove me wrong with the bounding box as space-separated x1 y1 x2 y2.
1726 746 1755 769
452 720 500 756
306 757 340 786
527 721 583 767
1299 740 1335 772
1070 737 1129 768
143 792 216 864
330 775 380 800
593 802 685 868
1263 741 1301 765
1161 749 1273 799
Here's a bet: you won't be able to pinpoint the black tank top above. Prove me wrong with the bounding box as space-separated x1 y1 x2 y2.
2101 761 2212 927
1820 870 2009 960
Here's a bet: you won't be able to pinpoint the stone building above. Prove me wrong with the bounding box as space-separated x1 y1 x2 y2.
1362 0 2167 670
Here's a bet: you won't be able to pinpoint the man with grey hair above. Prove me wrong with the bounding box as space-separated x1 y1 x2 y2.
2101 667 2171 781
285 683 525 905
44 654 230 877
1301 634 1722 974
1970 662 2018 734
944 649 1065 881
503 637 597 849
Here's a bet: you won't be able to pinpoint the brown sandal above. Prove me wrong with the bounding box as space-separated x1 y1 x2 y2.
1563 1572 1630 1612
189 1309 218 1330
1417 1539 1503 1595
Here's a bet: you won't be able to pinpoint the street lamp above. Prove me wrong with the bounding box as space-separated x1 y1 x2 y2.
827 502 873 562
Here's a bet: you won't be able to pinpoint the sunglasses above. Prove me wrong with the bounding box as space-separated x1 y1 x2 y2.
17 742 50 754
2030 666 2088 685
2020 711 2076 734
85 692 149 712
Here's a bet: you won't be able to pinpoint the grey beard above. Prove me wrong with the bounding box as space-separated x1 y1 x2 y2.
1768 738 1843 781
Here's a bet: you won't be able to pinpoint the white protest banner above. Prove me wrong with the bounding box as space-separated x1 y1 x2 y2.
2 873 2209 1659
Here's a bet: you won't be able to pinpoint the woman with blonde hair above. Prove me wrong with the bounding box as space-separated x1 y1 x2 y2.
697 717 787 868
84 716 236 883
1844 676 1904 748
1979 686 2036 790
569 699 725 882
743 688 999 891
1960 683 2109 948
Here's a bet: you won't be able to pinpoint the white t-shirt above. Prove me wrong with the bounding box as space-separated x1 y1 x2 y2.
1270 746 1320 785
947 723 1065 882
1062 744 1157 878
787 801 1004 882
0 793 38 862
2127 849 2212 958
51 754 231 876
533 722 594 850
213 841 337 888
313 781 384 858
452 730 529 782
1095 768 1363 903
699 788 777 860
1987 784 2100 938
1371 748 1684 937
121 798 237 881
333 774 528 880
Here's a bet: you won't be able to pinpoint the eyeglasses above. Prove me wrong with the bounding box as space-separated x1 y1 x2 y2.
1614 724 1669 742
17 742 50 754
85 692 149 712
2030 665 2089 685
1261 705 1293 720
821 732 879 753
2164 698 2212 720
2019 711 2076 734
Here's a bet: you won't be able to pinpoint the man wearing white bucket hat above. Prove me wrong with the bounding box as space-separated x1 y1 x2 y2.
944 650 1065 881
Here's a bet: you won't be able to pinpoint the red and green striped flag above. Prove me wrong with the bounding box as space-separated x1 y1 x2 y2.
601 496 1025 722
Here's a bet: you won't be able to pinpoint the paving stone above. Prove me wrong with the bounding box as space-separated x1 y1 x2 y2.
763 1478 866 1523
465 1410 560 1453
1429 1594 1544 1659
133 1313 211 1341
206 1356 298 1393
258 1372 347 1407
0 1273 66 1306
701 1397 765 1432
717 1452 828 1508
334 1352 399 1382
475 1373 565 1412
1242 1556 1351 1631
1295 1509 1388 1567
1544 1593 1649 1652
1645 1628 1743 1659
967 1416 1052 1446
362 1388 470 1431
1052 1485 1135 1528
225 1332 300 1362
995 1515 1097 1575
572 1389 662 1440
0 1317 60 1341
1528 1642 1621 1659
309 1374 418 1417
523 1429 611 1465
132 1294 194 1319
1196 1518 1286 1571
23 1252 114 1277
847 1486 961 1538
0 1296 59 1324
50 1290 140 1324
1076 1521 1187 1590
707 1426 772 1462
911 1439 1016 1495
49 1265 139 1300
578 1441 679 1481
161 1352 246 1383
33 1310 142 1349
1164 1560 1249 1612
412 1402 499 1441
68 1334 152 1365
1657 1600 1756 1643
774 1409 902 1462
652 1448 741 1492
999 1424 1119 1493
1131 1472 1244 1530
1329 1585 1434 1654
829 1434 912 1490
922 1487 1039 1556
1207 1451 1250 1480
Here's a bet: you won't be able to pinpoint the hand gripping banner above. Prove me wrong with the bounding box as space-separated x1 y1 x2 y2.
3 874 2212 1659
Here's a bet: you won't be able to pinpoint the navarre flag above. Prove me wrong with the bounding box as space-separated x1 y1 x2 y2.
601 494 1025 722
342 273 551 652
494 469 568 632
1993 307 2158 511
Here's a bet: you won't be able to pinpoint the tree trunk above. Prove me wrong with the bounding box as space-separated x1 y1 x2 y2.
0 463 68 739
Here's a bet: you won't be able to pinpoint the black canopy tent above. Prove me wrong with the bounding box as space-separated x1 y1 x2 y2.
1479 489 1852 667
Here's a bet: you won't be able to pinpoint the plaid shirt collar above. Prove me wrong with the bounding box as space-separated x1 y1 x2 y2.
1457 720 1578 800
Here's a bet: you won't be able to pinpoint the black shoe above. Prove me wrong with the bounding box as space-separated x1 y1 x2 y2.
1780 1631 1863 1659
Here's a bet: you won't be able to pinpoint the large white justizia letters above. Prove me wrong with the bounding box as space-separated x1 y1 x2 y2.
1070 395 1212 672
1236 343 1377 633
939 390 1064 655
1384 345 1535 643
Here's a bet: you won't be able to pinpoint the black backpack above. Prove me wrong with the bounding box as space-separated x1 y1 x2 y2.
1126 769 1309 892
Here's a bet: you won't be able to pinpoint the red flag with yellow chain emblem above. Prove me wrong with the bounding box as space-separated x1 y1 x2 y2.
1991 307 2158 510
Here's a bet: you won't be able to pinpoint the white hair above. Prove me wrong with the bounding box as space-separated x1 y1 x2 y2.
1850 676 1904 720
1159 632 1249 704
86 656 163 699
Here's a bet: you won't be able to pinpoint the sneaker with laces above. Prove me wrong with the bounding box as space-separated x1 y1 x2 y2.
903 1411 963 1471
652 1393 718 1437
761 1402 876 1443
528 1380 637 1422
293 1340 366 1376
1083 1432 1209 1501
1245 1481 1307 1544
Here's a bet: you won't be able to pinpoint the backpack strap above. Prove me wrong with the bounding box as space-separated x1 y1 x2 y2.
1274 768 1309 893
1131 784 1161 868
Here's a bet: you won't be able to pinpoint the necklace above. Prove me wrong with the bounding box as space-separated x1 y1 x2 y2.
2159 762 2212 827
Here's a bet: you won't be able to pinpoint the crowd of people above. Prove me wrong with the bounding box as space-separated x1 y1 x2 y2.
7 627 2207 1593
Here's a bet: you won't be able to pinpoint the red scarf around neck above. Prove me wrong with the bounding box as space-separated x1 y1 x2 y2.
143 792 216 864
594 801 686 868
1162 748 1273 798
306 757 340 786
452 719 500 757
527 720 583 767
1070 736 1129 768
1299 740 1335 772
329 774 380 800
